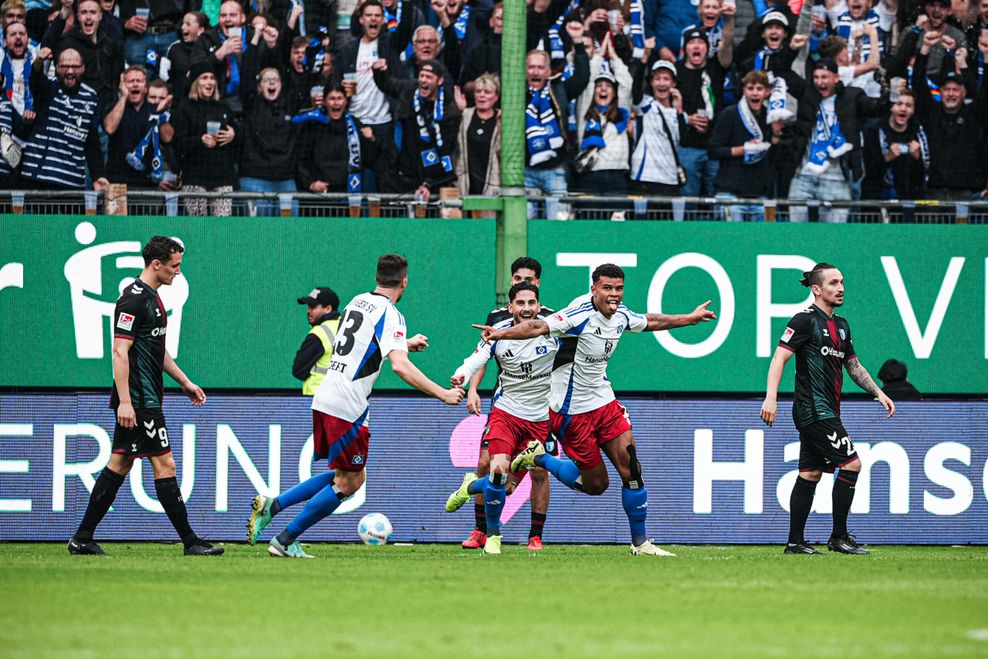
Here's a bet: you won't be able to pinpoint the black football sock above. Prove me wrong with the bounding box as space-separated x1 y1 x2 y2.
154 477 197 547
788 477 818 544
474 503 487 534
832 469 859 538
74 467 126 541
529 512 546 539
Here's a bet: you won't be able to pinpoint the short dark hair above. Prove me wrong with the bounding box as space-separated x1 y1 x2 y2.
817 35 847 59
188 10 209 28
800 262 838 287
508 281 539 302
511 256 542 278
878 359 907 383
592 263 625 282
359 0 383 15
142 235 184 265
376 254 408 287
291 35 308 49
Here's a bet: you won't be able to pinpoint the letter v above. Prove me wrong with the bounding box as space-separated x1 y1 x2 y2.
881 256 965 359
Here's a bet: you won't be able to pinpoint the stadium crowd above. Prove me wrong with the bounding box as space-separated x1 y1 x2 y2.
0 0 986 217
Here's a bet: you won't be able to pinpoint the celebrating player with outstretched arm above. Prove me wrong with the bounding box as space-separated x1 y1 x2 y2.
247 254 464 558
444 282 557 555
474 263 716 556
761 262 894 556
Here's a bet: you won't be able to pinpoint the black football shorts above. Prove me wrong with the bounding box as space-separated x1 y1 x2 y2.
112 408 172 458
798 417 858 473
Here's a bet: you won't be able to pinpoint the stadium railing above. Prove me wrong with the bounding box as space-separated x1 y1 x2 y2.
1 189 985 223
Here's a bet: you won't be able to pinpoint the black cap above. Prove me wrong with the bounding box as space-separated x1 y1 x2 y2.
187 59 217 83
941 71 965 86
297 287 340 309
815 57 839 73
683 27 709 46
925 0 950 6
878 359 907 383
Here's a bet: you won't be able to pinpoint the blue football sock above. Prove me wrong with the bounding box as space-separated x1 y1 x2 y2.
467 476 487 496
484 473 508 536
275 470 336 515
278 482 342 545
535 454 581 490
622 486 649 547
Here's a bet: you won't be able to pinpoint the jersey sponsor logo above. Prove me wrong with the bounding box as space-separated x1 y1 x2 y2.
116 312 135 331
593 327 602 336
822 328 829 337
65 222 188 360
604 340 614 356
820 345 845 359
780 327 795 343
519 361 533 375
503 349 514 358
151 327 167 337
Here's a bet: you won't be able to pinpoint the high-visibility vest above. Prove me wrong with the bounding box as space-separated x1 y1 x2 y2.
302 317 341 396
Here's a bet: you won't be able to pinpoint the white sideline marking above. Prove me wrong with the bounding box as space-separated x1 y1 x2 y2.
967 629 988 641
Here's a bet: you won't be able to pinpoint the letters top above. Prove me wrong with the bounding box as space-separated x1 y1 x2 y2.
110 279 167 411
544 294 649 415
312 292 408 424
778 304 857 428
454 317 558 422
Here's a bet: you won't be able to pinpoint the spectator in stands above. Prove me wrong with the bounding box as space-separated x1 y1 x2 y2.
46 0 125 108
239 66 303 215
20 46 108 191
645 0 695 62
295 83 382 199
831 0 891 64
677 21 734 199
160 10 206 98
292 0 339 38
0 0 28 40
98 0 125 39
146 77 178 187
192 0 275 114
454 71 499 196
573 50 631 194
815 30 882 98
628 58 684 195
889 0 966 79
789 58 887 222
172 60 238 215
680 0 730 60
434 0 492 67
118 0 185 68
348 0 420 55
708 69 780 221
372 57 459 198
523 21 589 210
284 34 323 109
0 72 20 187
862 89 929 200
104 65 175 188
878 359 922 400
1 21 38 125
914 29 988 200
526 0 569 54
458 0 499 93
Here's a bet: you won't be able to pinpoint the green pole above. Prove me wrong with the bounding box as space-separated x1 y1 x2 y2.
497 0 527 305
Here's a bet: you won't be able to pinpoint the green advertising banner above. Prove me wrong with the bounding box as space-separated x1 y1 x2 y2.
0 216 496 390
528 222 988 394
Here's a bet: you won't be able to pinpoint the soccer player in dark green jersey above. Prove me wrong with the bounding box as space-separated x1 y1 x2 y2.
67 236 222 557
761 262 895 555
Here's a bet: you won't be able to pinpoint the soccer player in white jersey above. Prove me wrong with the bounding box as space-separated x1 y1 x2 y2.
247 254 464 558
444 282 557 555
475 263 715 556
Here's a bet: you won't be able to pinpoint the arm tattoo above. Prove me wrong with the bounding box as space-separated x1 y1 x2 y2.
846 357 882 397
644 313 678 331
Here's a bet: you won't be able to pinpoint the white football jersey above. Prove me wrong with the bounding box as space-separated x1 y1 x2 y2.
312 292 408 423
454 318 557 421
544 294 648 414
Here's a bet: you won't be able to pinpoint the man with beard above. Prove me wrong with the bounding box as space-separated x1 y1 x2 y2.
21 47 108 193
0 20 38 124
45 0 125 109
888 0 966 80
104 65 175 188
372 57 459 199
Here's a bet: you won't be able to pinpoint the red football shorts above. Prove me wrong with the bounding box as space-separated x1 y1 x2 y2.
484 407 549 457
549 399 632 470
313 410 370 472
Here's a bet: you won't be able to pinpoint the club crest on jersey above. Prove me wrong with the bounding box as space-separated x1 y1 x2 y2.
535 346 547 355
351 455 364 465
116 312 135 331
839 328 846 340
780 327 795 343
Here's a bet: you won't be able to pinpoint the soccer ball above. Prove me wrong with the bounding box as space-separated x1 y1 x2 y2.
358 513 393 545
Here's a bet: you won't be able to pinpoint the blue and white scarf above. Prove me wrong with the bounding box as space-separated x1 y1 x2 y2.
738 96 769 164
581 105 628 150
878 125 929 199
526 86 564 166
628 0 645 59
219 30 248 96
413 86 452 172
1 47 31 112
384 0 415 62
126 110 170 183
291 107 363 191
835 10 885 60
804 98 852 174
452 5 472 43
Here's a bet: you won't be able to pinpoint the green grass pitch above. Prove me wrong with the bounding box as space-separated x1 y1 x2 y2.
2 543 986 658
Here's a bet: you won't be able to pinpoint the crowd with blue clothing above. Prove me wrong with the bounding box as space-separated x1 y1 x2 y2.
0 0 984 219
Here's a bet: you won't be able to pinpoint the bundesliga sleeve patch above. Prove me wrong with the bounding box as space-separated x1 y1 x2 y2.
116 312 135 331
780 327 795 343
394 329 405 340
